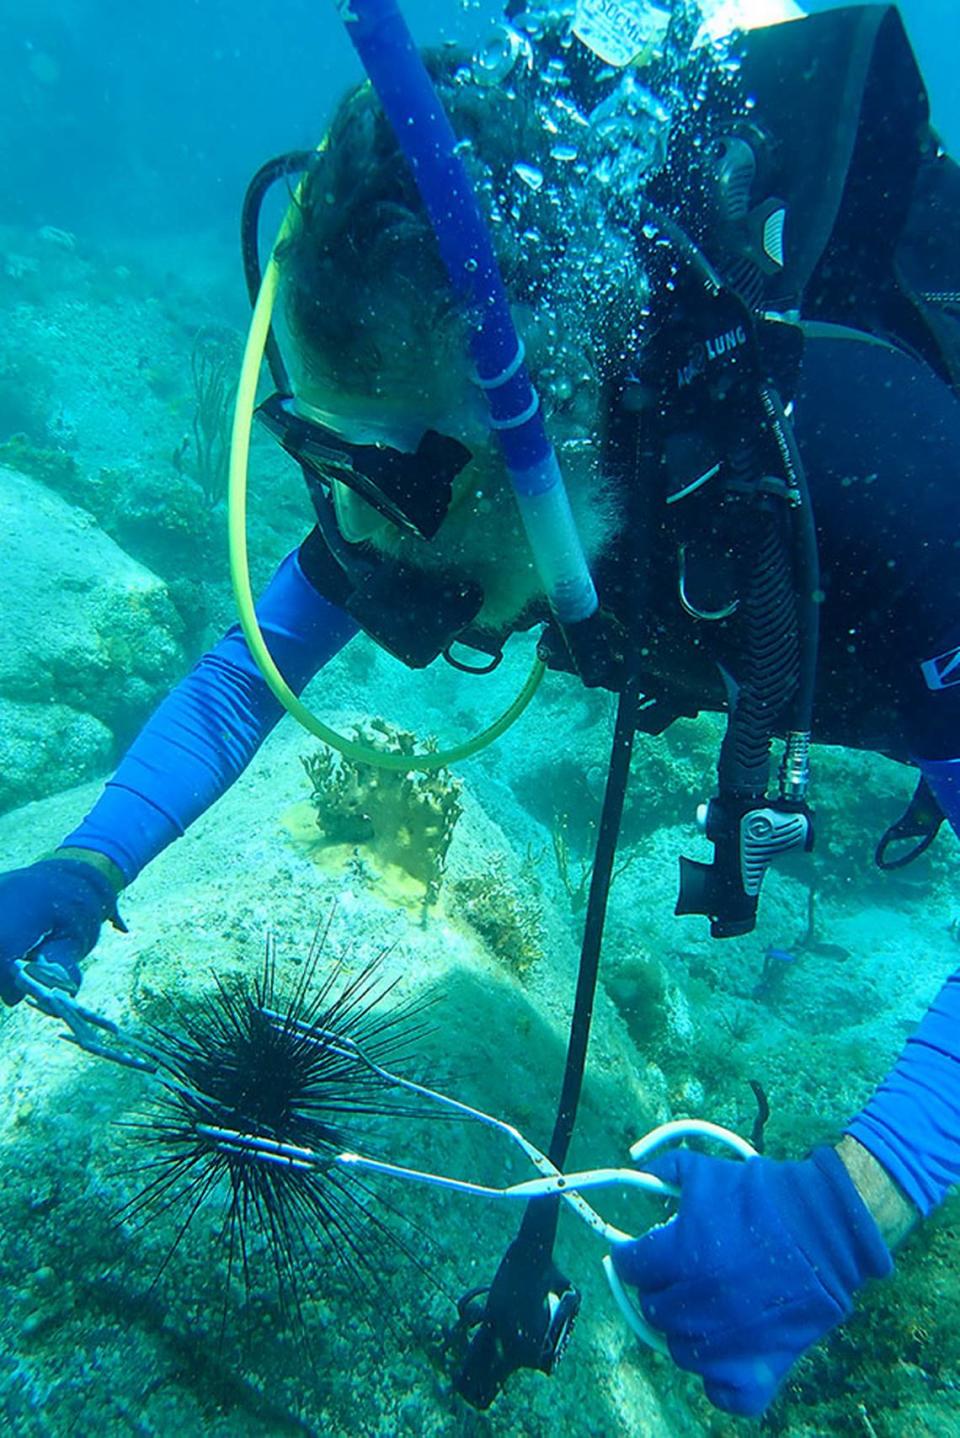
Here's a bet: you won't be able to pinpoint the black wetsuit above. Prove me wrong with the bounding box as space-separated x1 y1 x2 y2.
795 330 960 764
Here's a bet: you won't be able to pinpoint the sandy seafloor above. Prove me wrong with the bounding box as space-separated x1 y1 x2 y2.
1 229 960 1438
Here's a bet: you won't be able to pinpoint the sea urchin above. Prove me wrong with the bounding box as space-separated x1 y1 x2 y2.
117 923 436 1338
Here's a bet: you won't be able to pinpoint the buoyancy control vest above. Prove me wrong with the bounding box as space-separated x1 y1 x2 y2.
537 4 960 714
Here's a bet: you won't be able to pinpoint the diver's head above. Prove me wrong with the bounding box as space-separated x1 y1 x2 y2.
274 50 650 628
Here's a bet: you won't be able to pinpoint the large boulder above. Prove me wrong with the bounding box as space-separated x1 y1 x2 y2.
0 698 112 813
0 464 186 811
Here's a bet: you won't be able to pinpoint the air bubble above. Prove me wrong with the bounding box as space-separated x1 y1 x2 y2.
513 162 544 191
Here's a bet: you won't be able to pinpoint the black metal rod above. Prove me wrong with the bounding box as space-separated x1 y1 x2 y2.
519 675 642 1255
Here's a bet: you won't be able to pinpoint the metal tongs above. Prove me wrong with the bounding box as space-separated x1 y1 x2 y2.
15 959 159 1072
15 960 756 1351
200 1005 758 1352
14 959 228 1119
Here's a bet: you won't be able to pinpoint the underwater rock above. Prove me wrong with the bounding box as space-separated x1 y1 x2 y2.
603 951 669 1049
0 697 112 812
0 464 186 811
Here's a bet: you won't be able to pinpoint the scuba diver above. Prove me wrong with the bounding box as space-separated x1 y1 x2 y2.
3 0 960 1419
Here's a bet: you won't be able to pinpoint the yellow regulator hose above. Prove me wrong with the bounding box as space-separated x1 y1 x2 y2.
226 201 545 773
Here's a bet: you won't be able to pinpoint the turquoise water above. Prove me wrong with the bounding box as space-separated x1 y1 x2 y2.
1 2 960 1435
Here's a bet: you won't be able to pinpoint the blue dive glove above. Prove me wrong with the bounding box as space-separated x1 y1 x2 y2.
847 966 960 1215
0 859 125 1005
612 1146 892 1417
62 549 356 884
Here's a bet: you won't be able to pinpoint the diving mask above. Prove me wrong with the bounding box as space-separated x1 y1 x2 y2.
256 391 473 542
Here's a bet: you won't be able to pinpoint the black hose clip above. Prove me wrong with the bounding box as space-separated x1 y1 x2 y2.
454 1234 581 1410
677 794 814 938
875 775 945 871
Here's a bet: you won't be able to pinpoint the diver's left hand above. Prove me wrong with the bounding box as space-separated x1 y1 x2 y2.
611 1146 893 1416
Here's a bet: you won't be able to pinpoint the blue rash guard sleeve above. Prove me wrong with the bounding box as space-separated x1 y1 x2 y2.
846 967 960 1216
60 549 357 884
845 751 960 1216
920 755 960 840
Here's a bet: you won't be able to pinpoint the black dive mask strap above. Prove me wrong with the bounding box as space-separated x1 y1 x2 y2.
454 676 642 1409
241 150 314 396
256 391 471 542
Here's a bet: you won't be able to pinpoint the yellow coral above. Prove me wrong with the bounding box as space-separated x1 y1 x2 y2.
302 718 463 900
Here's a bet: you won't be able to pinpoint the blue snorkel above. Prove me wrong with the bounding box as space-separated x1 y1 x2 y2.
334 0 598 628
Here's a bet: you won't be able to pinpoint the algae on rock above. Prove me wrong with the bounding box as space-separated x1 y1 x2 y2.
452 852 544 979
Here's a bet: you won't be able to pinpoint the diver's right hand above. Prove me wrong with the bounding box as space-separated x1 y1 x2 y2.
0 858 124 1005
611 1146 893 1417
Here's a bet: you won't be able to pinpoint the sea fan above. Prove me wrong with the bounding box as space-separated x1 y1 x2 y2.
116 921 438 1338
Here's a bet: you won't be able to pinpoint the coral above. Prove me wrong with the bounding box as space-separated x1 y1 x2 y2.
110 462 218 570
0 351 55 442
513 713 719 852
3 252 38 282
0 697 112 811
187 325 241 508
753 944 798 1003
0 464 186 811
550 807 640 913
550 809 594 911
37 226 77 251
770 1196 960 1434
452 852 544 978
302 719 463 901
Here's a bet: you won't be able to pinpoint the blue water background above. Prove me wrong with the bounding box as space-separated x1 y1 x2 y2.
4 0 958 256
